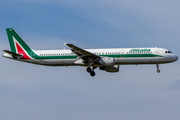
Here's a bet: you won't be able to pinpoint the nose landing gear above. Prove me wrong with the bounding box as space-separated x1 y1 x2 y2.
156 64 160 73
86 67 96 77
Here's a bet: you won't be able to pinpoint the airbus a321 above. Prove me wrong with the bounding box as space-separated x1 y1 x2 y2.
3 28 178 76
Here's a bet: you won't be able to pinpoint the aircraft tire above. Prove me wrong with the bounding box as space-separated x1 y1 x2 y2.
87 67 92 73
157 69 160 73
90 71 95 77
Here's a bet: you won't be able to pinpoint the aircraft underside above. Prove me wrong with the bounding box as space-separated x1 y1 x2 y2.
7 56 175 77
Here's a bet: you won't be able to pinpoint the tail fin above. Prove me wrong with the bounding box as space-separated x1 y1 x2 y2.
6 28 33 59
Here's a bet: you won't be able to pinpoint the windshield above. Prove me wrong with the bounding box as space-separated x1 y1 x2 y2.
165 51 173 54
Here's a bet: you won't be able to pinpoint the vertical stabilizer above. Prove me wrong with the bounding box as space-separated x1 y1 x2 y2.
6 28 33 59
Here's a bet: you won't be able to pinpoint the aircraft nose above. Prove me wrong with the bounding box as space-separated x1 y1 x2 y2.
173 54 178 61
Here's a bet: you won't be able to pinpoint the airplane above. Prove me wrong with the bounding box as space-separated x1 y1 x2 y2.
3 28 178 77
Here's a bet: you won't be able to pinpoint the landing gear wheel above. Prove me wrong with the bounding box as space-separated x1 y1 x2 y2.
90 71 96 77
157 69 160 73
156 64 160 73
86 67 92 73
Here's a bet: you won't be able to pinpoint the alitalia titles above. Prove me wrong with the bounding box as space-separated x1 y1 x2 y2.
129 49 151 53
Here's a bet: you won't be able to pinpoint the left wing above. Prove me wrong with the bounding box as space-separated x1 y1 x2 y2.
65 43 100 63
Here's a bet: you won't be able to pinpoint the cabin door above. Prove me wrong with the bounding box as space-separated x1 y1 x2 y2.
155 48 160 57
120 51 125 58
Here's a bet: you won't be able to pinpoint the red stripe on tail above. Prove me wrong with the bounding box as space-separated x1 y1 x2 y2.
15 42 31 59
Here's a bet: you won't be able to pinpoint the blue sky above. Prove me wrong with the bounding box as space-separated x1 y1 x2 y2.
1 0 180 120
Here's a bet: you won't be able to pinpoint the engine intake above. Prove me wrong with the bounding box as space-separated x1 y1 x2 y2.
99 57 115 66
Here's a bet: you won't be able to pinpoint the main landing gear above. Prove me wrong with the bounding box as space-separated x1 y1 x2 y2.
156 64 160 73
86 67 96 77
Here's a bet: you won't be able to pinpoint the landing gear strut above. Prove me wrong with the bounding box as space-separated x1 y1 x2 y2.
86 67 96 77
156 64 160 73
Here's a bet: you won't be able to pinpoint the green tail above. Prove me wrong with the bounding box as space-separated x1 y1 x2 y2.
6 28 33 53
6 28 39 59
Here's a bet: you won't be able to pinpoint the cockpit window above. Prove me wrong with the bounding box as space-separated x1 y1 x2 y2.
165 51 173 54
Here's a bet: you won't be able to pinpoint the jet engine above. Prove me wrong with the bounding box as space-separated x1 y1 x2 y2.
99 57 115 66
99 65 119 72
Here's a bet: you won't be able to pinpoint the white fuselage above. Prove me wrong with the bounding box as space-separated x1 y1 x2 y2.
4 28 178 76
3 47 178 67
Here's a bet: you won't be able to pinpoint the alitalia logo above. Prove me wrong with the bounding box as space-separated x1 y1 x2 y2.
129 49 151 52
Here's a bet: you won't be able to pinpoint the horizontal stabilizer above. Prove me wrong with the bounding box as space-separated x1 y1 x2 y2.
3 50 23 58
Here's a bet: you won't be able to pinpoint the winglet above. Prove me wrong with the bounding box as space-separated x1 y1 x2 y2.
63 42 67 46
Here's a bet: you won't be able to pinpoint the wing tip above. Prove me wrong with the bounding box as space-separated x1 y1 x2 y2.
63 42 67 46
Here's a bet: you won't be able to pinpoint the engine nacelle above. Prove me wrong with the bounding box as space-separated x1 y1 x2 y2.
99 65 119 72
99 57 115 66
